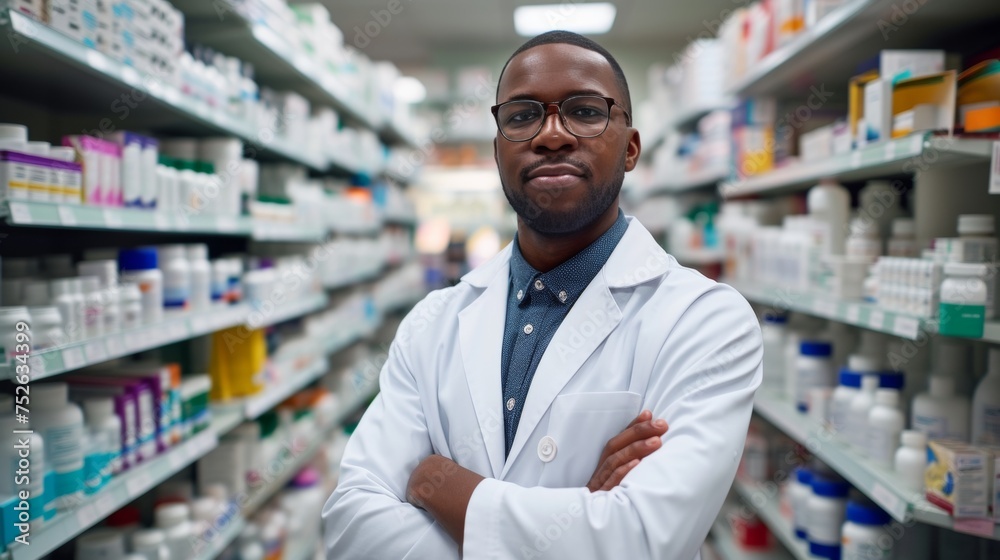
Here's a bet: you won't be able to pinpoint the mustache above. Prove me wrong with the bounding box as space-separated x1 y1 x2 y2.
519 157 591 183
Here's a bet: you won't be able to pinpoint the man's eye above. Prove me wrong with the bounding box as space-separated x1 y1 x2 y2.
508 110 541 124
570 107 605 119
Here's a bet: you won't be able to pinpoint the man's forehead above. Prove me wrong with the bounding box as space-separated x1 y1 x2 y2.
499 43 617 97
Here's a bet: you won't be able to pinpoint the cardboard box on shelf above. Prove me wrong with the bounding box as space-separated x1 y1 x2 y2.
925 440 990 519
891 71 957 138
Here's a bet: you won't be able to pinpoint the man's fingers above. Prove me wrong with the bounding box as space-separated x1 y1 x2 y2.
603 419 668 458
600 459 640 491
625 410 652 430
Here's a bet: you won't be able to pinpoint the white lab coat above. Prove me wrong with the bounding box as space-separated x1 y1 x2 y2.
322 216 763 560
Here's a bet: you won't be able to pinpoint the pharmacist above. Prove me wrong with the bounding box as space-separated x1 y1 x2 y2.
323 31 763 559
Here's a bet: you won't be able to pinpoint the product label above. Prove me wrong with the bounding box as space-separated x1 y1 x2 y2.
83 452 106 495
807 500 848 544
843 538 892 560
27 164 49 201
4 161 31 199
797 363 833 409
44 424 84 471
163 286 189 308
980 404 1000 445
914 414 949 440
136 391 157 460
53 468 84 500
938 303 985 338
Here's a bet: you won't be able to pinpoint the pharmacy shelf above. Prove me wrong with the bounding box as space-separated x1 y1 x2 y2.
672 248 726 266
3 293 328 381
174 1 378 131
2 201 251 235
191 515 247 560
752 390 1000 540
651 167 729 194
5 429 219 560
1 201 330 242
381 118 423 150
243 358 330 419
282 538 317 560
709 516 796 560
726 279 1000 344
725 0 886 97
721 134 995 198
0 10 328 172
731 479 815 560
323 266 385 291
242 379 379 517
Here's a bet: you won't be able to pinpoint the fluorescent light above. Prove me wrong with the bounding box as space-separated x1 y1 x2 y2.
514 2 617 36
394 76 427 104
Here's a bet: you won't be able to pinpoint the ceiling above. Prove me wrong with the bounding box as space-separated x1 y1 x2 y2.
305 0 743 65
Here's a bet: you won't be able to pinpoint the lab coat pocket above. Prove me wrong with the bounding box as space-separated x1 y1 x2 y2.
538 391 642 488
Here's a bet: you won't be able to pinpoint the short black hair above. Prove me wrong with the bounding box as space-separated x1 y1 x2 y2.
498 30 632 116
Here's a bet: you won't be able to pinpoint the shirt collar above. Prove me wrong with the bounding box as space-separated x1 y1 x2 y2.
509 209 628 306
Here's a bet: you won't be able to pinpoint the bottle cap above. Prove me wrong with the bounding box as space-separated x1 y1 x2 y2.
838 369 862 388
78 260 119 289
874 389 899 407
901 430 927 448
957 214 994 236
795 467 813 485
186 244 208 261
811 476 851 498
32 383 69 407
763 313 787 324
130 529 165 548
848 354 880 373
878 372 905 390
892 218 915 237
119 248 158 271
846 500 891 526
800 341 833 357
158 245 187 262
75 529 125 560
154 503 190 529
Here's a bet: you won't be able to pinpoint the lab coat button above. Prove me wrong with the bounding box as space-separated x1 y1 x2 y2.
537 436 557 462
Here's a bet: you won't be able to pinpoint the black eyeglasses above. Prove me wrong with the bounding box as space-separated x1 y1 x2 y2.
490 95 632 142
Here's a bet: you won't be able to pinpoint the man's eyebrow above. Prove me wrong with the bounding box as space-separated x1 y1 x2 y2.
499 89 610 102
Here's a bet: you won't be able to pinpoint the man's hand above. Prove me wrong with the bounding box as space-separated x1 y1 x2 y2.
586 410 668 492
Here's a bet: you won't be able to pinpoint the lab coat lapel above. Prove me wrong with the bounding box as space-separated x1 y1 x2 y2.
457 259 509 479
501 269 623 478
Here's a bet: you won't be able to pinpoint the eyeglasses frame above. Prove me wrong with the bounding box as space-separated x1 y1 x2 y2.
490 95 633 142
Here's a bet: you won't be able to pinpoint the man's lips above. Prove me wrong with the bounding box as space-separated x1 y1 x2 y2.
526 163 585 180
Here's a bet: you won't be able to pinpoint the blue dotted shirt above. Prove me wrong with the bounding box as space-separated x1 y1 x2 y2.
501 210 628 457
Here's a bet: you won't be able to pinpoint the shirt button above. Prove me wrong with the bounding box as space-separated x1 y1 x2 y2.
506 397 516 411
516 289 524 300
523 323 534 335
558 290 568 303
537 436 557 463
534 279 545 291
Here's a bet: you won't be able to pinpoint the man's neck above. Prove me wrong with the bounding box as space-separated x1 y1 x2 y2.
515 204 620 273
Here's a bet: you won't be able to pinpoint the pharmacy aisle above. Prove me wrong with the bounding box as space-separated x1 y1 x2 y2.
633 0 1000 558
0 1 426 560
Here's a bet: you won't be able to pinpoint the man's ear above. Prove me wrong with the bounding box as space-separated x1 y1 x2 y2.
624 128 641 172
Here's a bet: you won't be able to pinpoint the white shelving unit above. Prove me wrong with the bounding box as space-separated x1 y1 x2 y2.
673 248 726 267
3 313 385 560
752 390 1000 540
4 293 327 381
721 134 996 198
651 167 730 195
725 279 1000 344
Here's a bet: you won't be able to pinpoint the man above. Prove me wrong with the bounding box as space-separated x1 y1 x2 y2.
323 31 762 559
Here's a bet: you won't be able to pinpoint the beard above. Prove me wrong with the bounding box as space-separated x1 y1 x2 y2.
501 153 625 236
